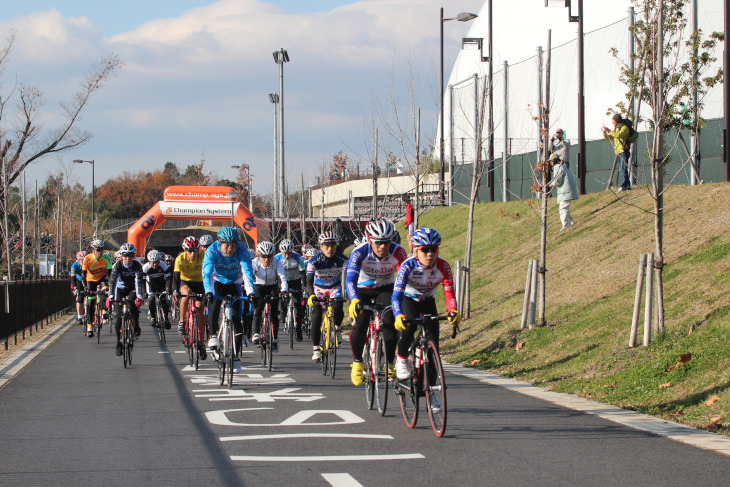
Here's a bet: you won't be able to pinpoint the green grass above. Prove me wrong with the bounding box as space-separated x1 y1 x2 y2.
417 183 730 435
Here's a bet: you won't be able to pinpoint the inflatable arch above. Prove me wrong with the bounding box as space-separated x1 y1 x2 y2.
127 186 266 257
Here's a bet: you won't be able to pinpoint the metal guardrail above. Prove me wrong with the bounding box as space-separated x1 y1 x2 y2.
0 277 73 350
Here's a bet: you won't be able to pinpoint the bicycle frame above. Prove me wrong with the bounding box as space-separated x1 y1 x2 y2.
361 302 389 415
259 295 277 371
181 293 204 370
215 295 247 388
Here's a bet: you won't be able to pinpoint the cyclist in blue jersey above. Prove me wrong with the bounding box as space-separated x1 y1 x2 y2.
346 219 407 386
70 251 86 326
202 227 255 372
274 239 306 342
306 231 348 362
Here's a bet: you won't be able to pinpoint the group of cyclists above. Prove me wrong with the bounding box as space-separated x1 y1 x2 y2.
68 219 460 385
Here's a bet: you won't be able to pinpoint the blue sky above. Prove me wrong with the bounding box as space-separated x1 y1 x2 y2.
1 0 632 196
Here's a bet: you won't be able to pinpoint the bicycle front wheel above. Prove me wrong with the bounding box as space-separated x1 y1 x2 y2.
122 319 129 369
397 349 418 428
374 332 388 415
125 317 134 367
320 321 328 375
218 330 226 387
363 338 374 410
227 326 234 389
260 314 269 368
287 307 294 349
266 319 274 372
424 340 447 437
330 322 337 379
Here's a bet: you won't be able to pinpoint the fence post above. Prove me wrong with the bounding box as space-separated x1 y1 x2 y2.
643 253 654 346
629 253 646 348
520 260 533 330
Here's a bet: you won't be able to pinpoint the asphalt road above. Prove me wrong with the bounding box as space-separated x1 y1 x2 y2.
1 311 730 486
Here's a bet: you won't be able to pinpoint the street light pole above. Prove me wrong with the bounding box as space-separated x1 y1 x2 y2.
273 48 290 218
269 93 280 218
226 191 239 226
440 10 478 206
73 159 95 236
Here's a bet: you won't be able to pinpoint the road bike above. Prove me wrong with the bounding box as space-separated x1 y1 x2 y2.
316 296 346 379
395 314 452 437
148 291 170 344
361 301 390 415
283 289 301 350
302 299 312 339
258 295 277 371
119 296 136 368
181 292 205 370
90 289 109 344
213 295 247 389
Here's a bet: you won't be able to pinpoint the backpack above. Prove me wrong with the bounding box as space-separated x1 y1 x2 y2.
621 119 639 152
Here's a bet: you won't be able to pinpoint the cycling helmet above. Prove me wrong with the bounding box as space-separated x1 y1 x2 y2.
318 231 338 245
217 227 239 243
257 241 275 257
164 253 173 262
147 249 162 262
391 230 402 245
119 243 137 256
365 219 395 240
199 234 214 247
76 251 86 260
279 239 294 253
182 236 199 251
411 228 441 247
90 239 104 249
114 251 122 259
306 247 317 257
301 244 310 255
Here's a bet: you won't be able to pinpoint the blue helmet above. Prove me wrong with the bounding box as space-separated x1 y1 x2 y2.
217 227 239 243
411 228 441 247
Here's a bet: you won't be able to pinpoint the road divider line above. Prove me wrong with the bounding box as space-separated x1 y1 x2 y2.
230 453 424 462
443 363 730 457
221 433 393 441
322 473 364 487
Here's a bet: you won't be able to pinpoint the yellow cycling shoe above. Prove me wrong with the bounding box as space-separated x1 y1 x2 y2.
351 361 364 386
388 363 396 379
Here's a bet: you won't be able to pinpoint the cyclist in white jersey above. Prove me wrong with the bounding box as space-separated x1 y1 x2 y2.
251 241 288 351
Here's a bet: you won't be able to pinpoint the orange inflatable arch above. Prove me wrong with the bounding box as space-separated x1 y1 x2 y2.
127 185 266 256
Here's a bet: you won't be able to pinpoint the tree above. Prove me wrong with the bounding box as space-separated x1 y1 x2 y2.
330 151 349 184
610 0 723 334
0 33 121 275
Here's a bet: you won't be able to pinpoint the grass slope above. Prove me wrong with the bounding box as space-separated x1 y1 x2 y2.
419 183 730 435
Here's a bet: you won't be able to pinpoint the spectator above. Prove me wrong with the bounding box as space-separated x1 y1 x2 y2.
396 158 404 175
602 114 631 192
548 152 578 230
402 194 414 251
549 129 570 169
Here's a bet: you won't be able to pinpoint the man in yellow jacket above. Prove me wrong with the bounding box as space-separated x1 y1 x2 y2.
602 113 631 192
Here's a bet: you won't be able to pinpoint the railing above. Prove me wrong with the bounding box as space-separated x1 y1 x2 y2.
0 277 74 350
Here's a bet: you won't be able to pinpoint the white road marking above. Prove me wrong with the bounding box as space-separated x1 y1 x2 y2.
444 363 730 457
206 409 365 427
220 433 393 441
194 387 324 402
322 473 364 487
174 351 186 354
231 454 424 462
158 351 169 354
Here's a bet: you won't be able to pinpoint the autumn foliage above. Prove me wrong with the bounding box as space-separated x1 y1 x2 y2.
96 170 177 220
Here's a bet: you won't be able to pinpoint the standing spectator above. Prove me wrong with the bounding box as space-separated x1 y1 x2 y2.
402 194 414 252
548 152 579 230
396 158 404 175
602 114 631 192
549 129 570 169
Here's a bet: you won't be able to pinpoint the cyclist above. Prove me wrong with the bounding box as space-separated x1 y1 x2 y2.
109 243 145 356
346 219 407 386
70 251 86 326
81 239 112 338
199 234 214 254
391 228 460 380
306 231 348 362
163 253 173 266
142 249 173 330
274 239 305 342
202 227 255 373
251 241 288 352
173 236 207 360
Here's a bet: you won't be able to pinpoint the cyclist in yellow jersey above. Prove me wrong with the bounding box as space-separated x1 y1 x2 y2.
81 239 111 337
173 236 206 359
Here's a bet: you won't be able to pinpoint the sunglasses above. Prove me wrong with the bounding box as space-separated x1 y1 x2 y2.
186 249 199 253
371 240 390 246
418 246 439 254
260 254 274 259
121 253 135 257
321 243 336 248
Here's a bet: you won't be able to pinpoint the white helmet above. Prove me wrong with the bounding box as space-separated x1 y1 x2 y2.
256 241 275 257
279 239 294 253
147 250 162 262
365 219 395 240
199 234 214 247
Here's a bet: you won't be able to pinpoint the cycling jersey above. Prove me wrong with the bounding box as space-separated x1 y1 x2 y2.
109 259 145 299
142 261 172 294
82 253 112 283
70 261 83 287
174 251 204 282
202 241 255 295
346 241 407 300
391 256 457 317
306 251 347 299
273 252 305 281
251 257 288 292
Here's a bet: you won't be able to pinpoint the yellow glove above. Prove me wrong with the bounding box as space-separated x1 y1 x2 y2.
448 309 461 327
348 298 361 320
101 285 109 292
395 314 407 331
307 294 317 307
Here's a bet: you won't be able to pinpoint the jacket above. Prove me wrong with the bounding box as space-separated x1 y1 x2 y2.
550 163 579 203
603 123 630 155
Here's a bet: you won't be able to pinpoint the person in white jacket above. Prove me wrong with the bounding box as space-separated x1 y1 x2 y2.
548 152 579 230
250 241 288 351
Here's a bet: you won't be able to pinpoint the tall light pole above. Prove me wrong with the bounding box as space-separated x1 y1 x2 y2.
226 191 238 226
273 48 289 218
73 159 95 236
440 9 478 205
269 92 280 218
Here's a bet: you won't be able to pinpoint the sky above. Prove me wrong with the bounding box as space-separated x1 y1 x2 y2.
1 0 633 196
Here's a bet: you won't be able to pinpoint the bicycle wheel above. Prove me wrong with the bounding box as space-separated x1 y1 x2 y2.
287 305 294 350
266 317 274 372
330 321 337 379
96 308 102 344
424 340 447 437
364 337 374 410
187 312 195 367
218 324 226 386
122 318 129 369
398 350 418 428
374 332 388 415
125 317 134 367
226 323 234 389
260 313 268 368
194 324 200 371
